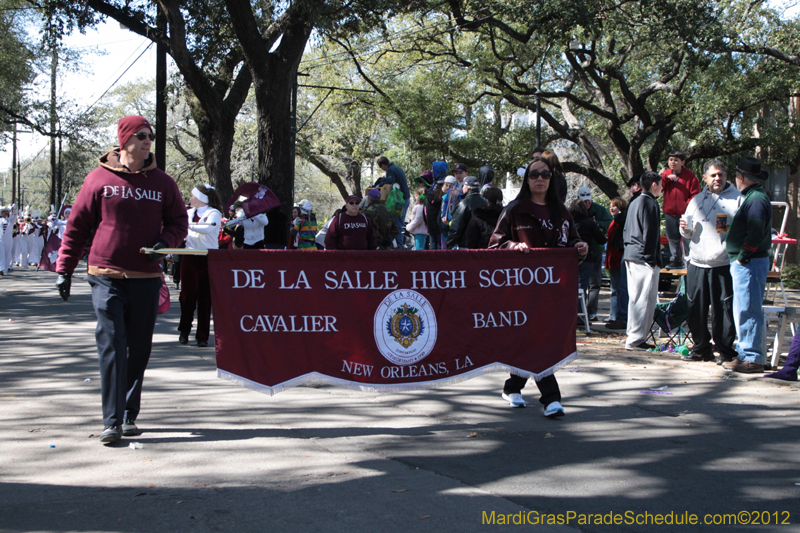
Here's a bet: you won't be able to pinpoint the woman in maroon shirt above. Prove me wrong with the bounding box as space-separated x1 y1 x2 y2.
489 157 587 417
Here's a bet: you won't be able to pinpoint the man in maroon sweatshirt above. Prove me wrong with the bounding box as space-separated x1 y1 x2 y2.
325 194 377 250
55 115 188 445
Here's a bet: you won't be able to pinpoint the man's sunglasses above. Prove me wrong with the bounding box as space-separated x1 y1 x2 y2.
133 132 156 141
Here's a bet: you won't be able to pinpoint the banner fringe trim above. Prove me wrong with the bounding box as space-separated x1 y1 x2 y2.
216 352 578 396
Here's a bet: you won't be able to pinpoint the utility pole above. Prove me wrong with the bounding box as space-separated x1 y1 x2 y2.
11 122 17 205
49 43 58 207
57 130 63 205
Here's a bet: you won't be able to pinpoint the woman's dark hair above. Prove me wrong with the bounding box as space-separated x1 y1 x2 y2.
428 182 445 203
196 184 224 213
517 158 564 227
569 198 587 218
482 186 504 209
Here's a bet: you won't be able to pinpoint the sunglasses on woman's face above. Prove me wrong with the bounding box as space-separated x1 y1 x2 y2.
528 170 552 180
133 132 156 141
347 201 359 205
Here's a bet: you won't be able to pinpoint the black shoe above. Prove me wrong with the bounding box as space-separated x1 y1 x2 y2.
626 341 655 351
665 261 683 270
605 320 627 330
179 333 189 345
197 340 208 347
100 425 121 444
681 351 714 362
715 355 733 365
121 419 140 436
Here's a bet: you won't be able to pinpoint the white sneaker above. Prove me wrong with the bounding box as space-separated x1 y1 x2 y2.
544 401 565 418
501 392 526 408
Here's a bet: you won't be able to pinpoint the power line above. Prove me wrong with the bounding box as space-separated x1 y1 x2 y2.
17 41 155 173
78 41 154 118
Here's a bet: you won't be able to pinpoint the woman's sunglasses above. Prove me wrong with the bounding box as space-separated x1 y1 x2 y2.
528 170 552 180
133 132 156 141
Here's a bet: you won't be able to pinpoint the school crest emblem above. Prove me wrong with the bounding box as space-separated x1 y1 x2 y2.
374 290 437 365
387 304 424 349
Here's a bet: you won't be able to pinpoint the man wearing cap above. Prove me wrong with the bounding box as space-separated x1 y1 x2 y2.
55 115 188 445
453 163 469 185
442 163 469 227
447 176 488 249
325 194 376 250
679 160 741 364
364 188 400 250
577 186 612 321
376 156 409 248
723 157 772 374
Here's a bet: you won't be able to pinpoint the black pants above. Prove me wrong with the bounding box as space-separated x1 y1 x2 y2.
179 255 211 342
88 275 161 427
686 263 737 358
503 374 561 406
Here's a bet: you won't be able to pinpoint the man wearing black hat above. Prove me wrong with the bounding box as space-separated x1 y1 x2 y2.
627 174 642 200
723 156 772 374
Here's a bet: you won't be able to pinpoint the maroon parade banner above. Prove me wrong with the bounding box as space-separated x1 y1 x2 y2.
37 232 61 272
208 248 578 395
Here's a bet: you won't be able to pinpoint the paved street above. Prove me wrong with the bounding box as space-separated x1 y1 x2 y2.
1 266 798 532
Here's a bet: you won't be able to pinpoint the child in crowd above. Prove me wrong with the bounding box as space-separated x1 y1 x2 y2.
406 187 429 250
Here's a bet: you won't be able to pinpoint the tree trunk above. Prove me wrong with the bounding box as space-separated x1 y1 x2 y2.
223 0 319 215
254 67 296 210
190 96 237 202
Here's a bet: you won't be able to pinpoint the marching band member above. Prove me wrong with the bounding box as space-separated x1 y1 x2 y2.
15 214 29 268
178 184 223 347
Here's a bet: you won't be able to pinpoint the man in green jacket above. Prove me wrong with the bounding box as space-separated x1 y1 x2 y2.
723 157 772 374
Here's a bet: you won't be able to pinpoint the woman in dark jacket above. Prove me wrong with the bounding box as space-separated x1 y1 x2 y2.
425 181 444 250
465 186 503 249
489 157 588 418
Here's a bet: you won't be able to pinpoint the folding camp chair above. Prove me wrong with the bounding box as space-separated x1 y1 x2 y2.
646 277 692 346
578 288 590 334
